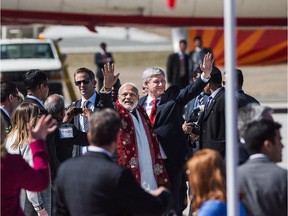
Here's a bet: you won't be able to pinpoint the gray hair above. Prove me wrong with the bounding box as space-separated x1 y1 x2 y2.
142 67 165 83
44 94 65 117
237 103 273 139
118 82 139 95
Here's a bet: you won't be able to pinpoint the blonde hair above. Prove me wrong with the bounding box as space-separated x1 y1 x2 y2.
187 149 226 212
7 103 40 150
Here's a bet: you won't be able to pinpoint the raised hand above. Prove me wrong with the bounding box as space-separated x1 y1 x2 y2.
101 63 120 90
27 114 57 141
200 53 214 79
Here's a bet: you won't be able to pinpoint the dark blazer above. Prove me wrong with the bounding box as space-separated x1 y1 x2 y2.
238 157 287 216
71 91 113 156
200 87 226 157
166 53 190 88
236 89 260 108
139 77 207 165
0 109 11 132
94 52 114 80
46 123 89 182
23 97 48 114
54 151 173 216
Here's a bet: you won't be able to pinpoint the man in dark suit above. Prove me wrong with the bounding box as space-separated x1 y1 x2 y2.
200 67 226 158
23 69 50 114
238 120 287 216
54 109 173 216
94 42 114 91
189 36 214 74
166 39 190 88
139 53 213 215
0 80 22 133
70 65 118 156
44 94 89 182
223 68 259 108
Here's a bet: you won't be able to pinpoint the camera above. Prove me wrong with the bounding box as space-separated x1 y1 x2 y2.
187 105 204 136
72 108 83 115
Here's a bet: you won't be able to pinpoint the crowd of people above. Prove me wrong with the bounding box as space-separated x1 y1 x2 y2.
1 39 287 216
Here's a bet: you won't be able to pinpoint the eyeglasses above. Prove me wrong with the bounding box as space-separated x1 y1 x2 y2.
75 79 91 86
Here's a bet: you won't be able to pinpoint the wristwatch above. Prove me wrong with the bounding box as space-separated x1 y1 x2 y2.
34 204 44 212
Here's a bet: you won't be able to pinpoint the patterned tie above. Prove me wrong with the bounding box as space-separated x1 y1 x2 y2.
83 100 90 132
204 96 213 113
149 99 158 125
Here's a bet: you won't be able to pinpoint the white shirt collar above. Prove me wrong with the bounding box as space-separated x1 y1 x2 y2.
81 92 97 107
249 153 267 160
26 95 44 106
88 146 112 158
209 87 224 99
0 107 10 118
146 95 160 106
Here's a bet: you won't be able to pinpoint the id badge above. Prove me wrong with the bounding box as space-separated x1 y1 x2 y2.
59 127 74 139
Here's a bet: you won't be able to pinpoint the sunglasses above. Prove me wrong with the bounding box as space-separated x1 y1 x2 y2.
75 79 91 86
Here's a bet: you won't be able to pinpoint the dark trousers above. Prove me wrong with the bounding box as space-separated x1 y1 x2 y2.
164 159 187 216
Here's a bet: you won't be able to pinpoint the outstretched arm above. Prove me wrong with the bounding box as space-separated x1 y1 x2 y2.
200 53 214 79
101 63 120 91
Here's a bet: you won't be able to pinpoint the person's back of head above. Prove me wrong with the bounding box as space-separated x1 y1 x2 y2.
88 109 121 147
24 69 48 92
8 103 40 150
244 119 282 161
187 149 226 212
236 69 244 89
208 67 222 91
44 94 65 119
238 104 273 139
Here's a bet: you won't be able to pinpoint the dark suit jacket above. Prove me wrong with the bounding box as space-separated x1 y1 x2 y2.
166 53 190 88
236 89 260 108
94 52 114 79
139 78 207 165
46 123 89 182
238 157 287 216
23 97 48 114
54 151 173 216
71 91 113 156
200 87 226 157
0 109 11 132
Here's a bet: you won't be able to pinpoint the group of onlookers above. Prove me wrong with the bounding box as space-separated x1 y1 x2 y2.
1 40 287 216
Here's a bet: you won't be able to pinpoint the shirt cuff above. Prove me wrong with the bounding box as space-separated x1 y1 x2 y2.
99 87 112 94
201 73 211 83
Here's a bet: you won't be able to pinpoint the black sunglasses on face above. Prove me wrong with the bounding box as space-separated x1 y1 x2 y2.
75 79 91 86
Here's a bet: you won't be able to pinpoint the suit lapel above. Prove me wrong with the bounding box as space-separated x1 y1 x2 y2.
204 88 224 118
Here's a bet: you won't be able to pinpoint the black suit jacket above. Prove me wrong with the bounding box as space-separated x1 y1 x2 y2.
23 97 48 114
0 109 11 132
200 87 226 157
54 151 173 216
139 78 207 164
236 89 260 108
47 123 89 182
166 53 190 88
71 91 113 156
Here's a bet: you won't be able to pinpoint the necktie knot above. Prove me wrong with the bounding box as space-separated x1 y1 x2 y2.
83 100 90 108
